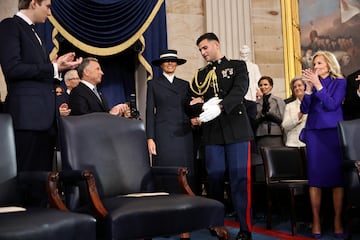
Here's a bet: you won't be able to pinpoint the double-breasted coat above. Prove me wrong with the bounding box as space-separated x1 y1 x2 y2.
146 75 193 172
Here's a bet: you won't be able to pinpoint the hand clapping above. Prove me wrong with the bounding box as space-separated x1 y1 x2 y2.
55 52 83 72
302 68 320 93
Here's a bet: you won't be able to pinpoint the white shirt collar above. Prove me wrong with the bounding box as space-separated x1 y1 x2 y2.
81 80 97 90
16 12 33 26
163 72 175 83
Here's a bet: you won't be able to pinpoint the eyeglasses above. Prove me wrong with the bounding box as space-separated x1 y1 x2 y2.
67 77 80 81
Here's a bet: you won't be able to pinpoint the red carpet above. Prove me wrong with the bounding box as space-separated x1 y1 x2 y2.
224 219 314 240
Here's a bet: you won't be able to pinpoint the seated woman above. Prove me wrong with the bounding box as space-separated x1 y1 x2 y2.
255 76 286 148
282 77 307 147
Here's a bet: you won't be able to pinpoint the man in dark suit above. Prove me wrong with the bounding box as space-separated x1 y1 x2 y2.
0 0 82 172
58 69 81 117
343 69 360 120
69 57 129 116
188 33 254 240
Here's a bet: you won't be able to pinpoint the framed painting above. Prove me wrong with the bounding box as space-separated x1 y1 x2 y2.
298 0 360 77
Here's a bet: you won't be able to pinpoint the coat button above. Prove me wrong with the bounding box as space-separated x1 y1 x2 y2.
239 111 242 114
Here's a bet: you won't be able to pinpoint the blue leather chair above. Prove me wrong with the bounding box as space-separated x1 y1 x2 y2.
52 113 229 240
260 146 308 236
0 114 96 240
338 119 360 238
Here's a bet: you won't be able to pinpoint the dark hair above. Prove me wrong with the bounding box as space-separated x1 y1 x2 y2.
77 57 98 79
19 0 43 10
196 32 219 45
258 76 273 87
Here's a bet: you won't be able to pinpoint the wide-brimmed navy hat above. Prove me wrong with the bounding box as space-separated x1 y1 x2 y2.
152 49 187 66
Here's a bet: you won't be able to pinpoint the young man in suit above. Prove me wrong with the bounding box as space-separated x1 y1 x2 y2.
0 0 82 172
188 32 254 240
68 57 129 116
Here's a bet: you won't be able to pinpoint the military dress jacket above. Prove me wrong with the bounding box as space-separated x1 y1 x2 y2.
188 57 253 144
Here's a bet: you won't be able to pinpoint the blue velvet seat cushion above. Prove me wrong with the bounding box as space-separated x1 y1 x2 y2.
103 194 224 239
0 208 96 240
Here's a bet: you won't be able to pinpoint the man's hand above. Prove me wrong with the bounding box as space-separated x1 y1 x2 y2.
59 103 71 116
109 103 130 116
56 52 83 72
199 104 221 122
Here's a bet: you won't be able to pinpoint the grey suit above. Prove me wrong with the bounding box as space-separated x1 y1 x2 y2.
255 94 285 137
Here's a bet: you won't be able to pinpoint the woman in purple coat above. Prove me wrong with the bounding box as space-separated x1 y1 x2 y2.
301 51 346 239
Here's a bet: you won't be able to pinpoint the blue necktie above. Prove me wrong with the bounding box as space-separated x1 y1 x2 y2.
93 87 102 101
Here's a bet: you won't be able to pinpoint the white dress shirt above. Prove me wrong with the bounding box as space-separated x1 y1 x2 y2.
163 72 174 83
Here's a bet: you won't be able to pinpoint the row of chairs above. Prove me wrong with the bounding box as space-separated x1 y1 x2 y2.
259 118 360 238
1 113 359 239
0 113 229 240
0 114 96 240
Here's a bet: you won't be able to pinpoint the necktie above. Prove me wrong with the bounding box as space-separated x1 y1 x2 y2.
93 87 102 101
30 24 42 45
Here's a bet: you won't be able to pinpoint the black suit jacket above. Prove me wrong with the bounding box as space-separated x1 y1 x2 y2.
188 57 254 144
0 16 55 130
69 82 109 115
343 69 360 120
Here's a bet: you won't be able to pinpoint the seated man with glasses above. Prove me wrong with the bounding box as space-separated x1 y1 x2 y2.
58 69 81 116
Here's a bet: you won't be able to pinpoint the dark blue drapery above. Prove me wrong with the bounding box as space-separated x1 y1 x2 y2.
37 0 167 106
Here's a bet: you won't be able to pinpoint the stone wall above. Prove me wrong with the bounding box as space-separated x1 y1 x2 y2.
0 0 17 101
166 0 286 98
0 0 286 100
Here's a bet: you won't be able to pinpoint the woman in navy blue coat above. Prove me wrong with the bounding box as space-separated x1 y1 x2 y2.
146 50 194 189
301 50 346 238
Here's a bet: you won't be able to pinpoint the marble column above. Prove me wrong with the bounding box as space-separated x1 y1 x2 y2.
205 0 254 60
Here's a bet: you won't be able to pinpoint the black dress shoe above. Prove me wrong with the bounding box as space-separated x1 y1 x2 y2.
236 231 252 240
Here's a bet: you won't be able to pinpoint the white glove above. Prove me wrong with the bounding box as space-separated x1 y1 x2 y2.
202 97 222 110
199 104 221 122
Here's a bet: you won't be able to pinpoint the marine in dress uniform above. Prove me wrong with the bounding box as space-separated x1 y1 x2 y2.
188 33 254 240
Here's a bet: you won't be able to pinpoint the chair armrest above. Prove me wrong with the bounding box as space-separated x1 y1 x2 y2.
47 172 68 211
47 170 108 219
151 166 195 196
